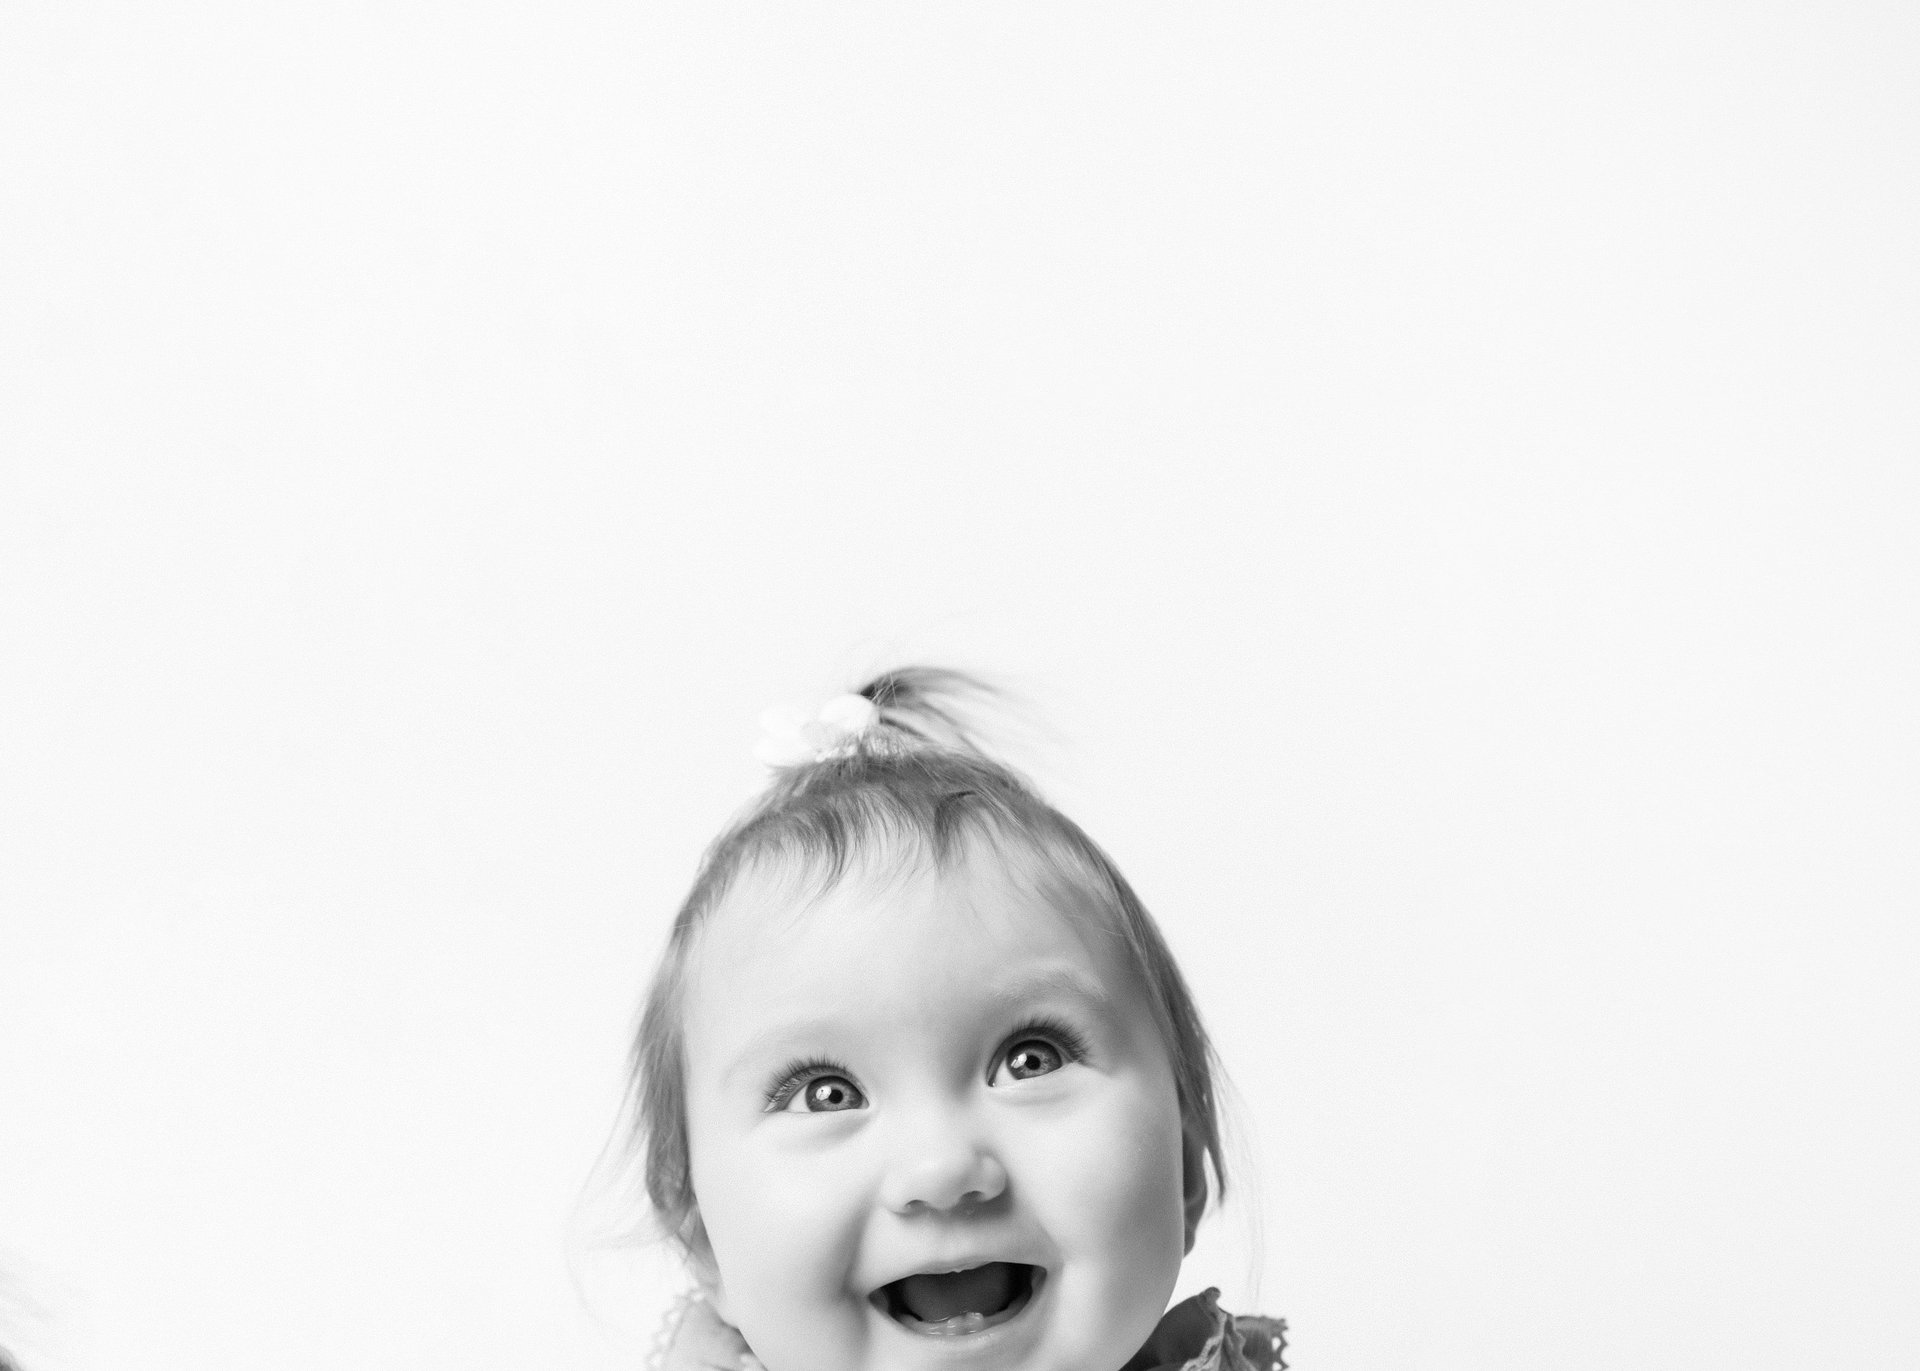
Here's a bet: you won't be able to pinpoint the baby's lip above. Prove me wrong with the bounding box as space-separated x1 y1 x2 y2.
867 1252 1044 1294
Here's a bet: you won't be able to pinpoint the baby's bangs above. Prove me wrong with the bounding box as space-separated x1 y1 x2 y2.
719 756 1176 1003
717 749 1038 898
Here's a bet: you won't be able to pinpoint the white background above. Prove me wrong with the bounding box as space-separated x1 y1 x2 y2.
3 5 1916 1369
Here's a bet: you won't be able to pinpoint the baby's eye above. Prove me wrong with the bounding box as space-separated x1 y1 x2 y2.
783 1073 865 1113
994 1038 1066 1083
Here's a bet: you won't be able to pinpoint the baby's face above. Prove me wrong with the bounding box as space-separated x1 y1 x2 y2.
680 839 1188 1371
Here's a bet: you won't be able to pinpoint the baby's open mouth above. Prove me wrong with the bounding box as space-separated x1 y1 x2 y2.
872 1262 1041 1337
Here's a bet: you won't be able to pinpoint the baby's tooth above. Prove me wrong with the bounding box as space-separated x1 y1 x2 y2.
926 1311 988 1337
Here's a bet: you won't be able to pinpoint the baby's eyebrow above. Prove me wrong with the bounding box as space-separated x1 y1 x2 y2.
982 963 1115 1016
718 1014 846 1088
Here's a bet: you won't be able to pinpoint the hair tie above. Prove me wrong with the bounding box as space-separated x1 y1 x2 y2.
753 693 879 767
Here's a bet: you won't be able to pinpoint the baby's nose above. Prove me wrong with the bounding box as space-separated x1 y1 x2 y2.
880 1131 1009 1215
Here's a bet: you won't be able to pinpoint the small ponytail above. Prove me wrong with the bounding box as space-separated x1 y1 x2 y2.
855 666 1003 755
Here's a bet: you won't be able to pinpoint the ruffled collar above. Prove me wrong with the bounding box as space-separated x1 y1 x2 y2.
1120 1288 1287 1371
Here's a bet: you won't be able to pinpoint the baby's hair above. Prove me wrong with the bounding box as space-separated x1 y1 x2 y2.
626 667 1228 1256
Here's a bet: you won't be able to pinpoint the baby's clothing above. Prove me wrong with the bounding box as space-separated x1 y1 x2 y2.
652 1286 1286 1371
1120 1287 1287 1371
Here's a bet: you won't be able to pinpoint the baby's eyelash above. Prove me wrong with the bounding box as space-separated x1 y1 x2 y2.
1003 1015 1091 1063
761 1021 1090 1107
763 1057 855 1111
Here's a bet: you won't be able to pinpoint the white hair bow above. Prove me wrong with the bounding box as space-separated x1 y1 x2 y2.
753 692 880 767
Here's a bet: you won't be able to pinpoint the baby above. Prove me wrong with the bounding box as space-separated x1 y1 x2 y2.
627 669 1283 1371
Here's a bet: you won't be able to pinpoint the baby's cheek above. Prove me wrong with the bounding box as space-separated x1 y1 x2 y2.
699 1140 874 1367
702 1146 808 1275
1057 1079 1183 1231
1025 1083 1188 1354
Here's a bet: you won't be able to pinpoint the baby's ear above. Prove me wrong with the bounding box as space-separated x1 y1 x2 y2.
1181 1127 1209 1255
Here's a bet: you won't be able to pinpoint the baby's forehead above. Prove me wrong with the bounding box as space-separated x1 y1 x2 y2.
702 831 1114 951
684 836 1136 1016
